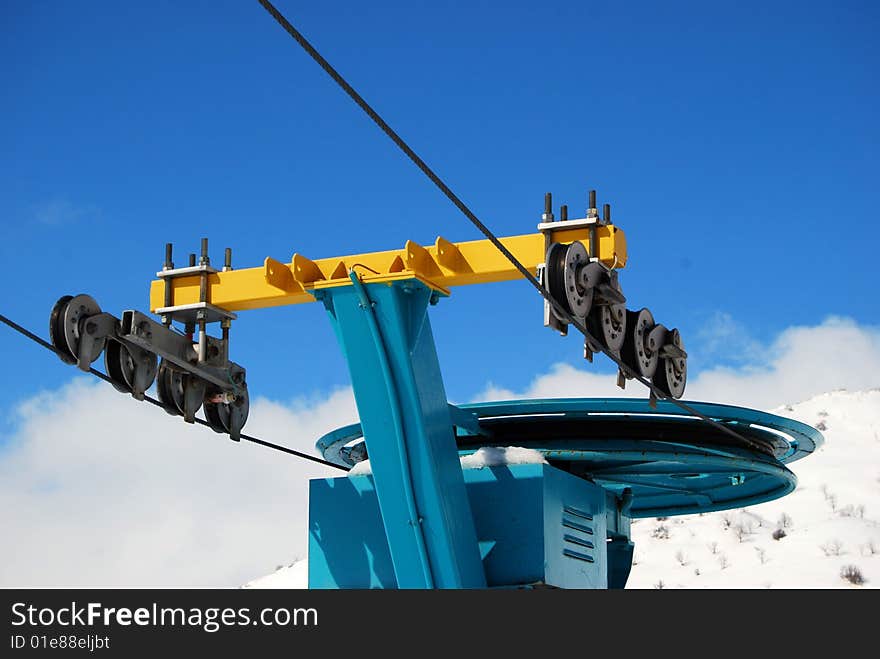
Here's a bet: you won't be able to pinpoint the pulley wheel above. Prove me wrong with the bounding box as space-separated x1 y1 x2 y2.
544 242 571 315
204 386 249 441
105 340 158 399
182 376 206 423
49 295 76 364
105 340 133 394
587 301 626 353
653 329 687 399
621 308 659 379
562 241 592 319
203 395 228 434
156 361 182 416
60 294 105 366
157 361 206 422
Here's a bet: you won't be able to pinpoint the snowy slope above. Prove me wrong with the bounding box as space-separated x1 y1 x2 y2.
243 559 308 589
245 389 880 589
627 389 880 588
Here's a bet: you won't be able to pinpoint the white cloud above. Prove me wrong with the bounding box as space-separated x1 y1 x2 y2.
32 199 100 226
692 311 764 366
0 379 356 587
2 315 878 587
475 317 880 409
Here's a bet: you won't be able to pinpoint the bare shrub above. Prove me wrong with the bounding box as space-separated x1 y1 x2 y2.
778 512 792 529
651 524 670 540
755 547 768 564
838 504 865 518
707 541 719 554
721 513 734 530
815 420 827 431
820 539 843 557
840 565 865 586
675 550 688 566
655 516 668 522
654 580 665 590
772 528 787 541
694 568 700 576
718 553 730 569
733 521 755 542
862 540 877 556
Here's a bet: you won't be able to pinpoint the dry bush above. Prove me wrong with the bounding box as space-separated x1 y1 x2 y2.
840 565 865 586
651 524 670 540
733 521 755 542
820 539 843 557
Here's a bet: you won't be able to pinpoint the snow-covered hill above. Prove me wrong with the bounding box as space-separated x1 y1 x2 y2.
627 389 880 588
245 389 880 589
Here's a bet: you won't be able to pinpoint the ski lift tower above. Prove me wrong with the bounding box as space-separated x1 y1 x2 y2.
48 192 822 588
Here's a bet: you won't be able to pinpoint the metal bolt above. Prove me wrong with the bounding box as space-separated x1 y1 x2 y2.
560 205 568 221
542 192 554 221
224 247 232 271
163 243 174 326
188 253 196 267
603 203 611 224
587 190 598 220
200 238 210 266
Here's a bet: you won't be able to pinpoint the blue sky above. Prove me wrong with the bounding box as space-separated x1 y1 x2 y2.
1 0 878 421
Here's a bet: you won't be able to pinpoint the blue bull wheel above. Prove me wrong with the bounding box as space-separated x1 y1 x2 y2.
317 398 822 518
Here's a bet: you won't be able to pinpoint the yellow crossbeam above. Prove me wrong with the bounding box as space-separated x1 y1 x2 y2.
149 225 627 313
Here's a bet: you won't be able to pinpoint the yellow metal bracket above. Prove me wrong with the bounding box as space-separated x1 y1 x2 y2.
149 225 627 314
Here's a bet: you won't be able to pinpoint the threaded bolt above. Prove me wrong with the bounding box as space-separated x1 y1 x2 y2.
543 192 554 221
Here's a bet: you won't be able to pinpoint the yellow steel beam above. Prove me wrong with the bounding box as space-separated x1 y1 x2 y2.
149 225 627 313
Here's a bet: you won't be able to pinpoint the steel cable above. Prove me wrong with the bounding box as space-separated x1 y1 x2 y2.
0 312 348 471
254 0 763 452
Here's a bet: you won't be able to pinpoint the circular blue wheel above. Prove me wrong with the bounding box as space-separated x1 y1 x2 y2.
316 398 822 517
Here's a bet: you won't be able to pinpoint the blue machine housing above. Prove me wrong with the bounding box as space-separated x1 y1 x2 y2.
308 276 823 589
310 463 628 589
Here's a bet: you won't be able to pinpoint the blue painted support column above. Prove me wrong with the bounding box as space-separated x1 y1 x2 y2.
313 275 486 588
